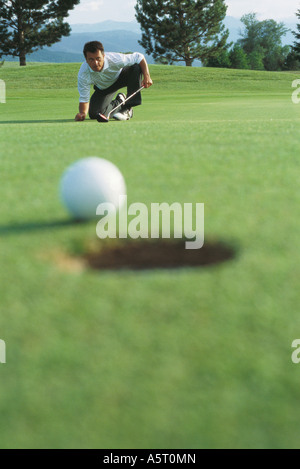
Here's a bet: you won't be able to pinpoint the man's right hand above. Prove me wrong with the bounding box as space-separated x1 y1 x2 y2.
75 112 86 121
75 103 89 121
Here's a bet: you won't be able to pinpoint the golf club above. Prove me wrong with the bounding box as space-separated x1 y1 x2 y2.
97 86 145 123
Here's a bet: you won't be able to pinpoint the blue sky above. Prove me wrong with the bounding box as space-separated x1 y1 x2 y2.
67 0 300 24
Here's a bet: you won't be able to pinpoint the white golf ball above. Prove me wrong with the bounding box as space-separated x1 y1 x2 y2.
60 157 126 220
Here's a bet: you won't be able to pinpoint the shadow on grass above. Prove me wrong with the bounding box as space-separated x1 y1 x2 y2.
0 118 119 125
0 218 87 236
0 119 77 124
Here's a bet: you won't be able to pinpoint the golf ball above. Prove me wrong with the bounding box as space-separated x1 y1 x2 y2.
60 157 126 220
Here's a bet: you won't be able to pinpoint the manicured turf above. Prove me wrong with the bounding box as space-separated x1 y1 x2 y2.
0 61 300 449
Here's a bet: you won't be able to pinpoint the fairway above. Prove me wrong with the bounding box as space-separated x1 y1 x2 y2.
0 62 300 449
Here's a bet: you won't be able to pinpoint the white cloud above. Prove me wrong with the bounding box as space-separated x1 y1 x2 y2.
78 1 104 12
226 0 300 20
68 0 300 24
68 0 136 23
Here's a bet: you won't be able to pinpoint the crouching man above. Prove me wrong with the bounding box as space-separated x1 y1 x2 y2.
75 41 153 122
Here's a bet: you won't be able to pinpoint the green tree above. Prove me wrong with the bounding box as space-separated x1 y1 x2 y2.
264 44 290 71
238 13 258 55
238 13 289 71
205 48 231 68
292 9 300 57
284 50 300 71
248 48 265 70
0 0 80 66
229 44 248 69
154 55 174 65
135 0 229 67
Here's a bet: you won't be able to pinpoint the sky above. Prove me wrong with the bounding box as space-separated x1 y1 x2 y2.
67 0 300 24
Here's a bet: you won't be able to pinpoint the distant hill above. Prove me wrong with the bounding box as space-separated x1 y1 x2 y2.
70 20 141 34
70 17 297 45
26 28 153 64
4 16 297 64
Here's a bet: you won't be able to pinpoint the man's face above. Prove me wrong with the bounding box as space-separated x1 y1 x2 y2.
86 50 105 72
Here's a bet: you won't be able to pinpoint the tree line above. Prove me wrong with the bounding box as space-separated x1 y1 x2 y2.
136 1 300 71
0 0 300 70
204 12 300 71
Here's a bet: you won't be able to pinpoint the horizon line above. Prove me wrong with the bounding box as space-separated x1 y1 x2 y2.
69 14 297 26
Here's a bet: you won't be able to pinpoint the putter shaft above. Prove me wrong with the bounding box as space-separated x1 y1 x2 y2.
108 85 145 119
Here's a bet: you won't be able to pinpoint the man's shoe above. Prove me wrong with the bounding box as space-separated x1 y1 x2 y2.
110 93 126 119
116 93 126 106
113 108 133 121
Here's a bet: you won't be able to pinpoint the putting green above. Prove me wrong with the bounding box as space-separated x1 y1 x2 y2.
0 62 300 449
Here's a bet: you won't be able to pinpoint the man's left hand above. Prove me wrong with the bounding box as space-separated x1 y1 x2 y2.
142 74 153 88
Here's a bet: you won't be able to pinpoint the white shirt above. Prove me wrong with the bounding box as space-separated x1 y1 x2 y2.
78 51 144 103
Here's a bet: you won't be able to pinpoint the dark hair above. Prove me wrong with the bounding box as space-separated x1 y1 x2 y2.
83 41 104 57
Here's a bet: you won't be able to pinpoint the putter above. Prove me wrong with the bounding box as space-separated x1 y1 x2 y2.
97 86 145 123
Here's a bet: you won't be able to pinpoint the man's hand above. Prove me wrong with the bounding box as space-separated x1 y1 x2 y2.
139 58 153 89
142 74 153 89
75 102 89 121
75 112 86 121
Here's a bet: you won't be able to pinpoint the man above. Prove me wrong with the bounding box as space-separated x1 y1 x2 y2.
75 41 153 122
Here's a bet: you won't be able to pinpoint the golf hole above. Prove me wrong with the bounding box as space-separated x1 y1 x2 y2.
81 239 236 271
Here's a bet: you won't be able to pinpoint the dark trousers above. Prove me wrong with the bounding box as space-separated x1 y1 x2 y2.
89 64 143 119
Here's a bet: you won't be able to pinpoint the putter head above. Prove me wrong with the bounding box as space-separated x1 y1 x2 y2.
97 113 109 123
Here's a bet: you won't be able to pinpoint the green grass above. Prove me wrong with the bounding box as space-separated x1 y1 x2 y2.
1 61 300 449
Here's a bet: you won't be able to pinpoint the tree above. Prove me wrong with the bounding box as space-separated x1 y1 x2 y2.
264 44 290 71
154 55 174 65
284 50 300 71
205 43 250 69
135 0 229 67
247 48 265 70
238 13 289 71
229 44 248 69
0 0 80 66
205 48 231 68
292 9 300 57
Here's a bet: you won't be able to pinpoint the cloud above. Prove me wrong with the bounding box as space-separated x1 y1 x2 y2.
68 0 136 23
68 0 299 24
226 0 299 20
77 0 104 12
